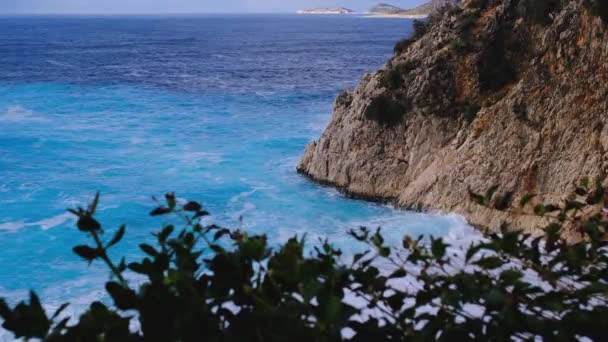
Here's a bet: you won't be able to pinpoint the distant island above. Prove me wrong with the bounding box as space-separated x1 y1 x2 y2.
367 0 459 18
368 3 405 15
296 7 355 15
296 1 458 18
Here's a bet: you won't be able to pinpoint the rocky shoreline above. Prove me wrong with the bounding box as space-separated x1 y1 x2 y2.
363 14 429 19
298 0 608 236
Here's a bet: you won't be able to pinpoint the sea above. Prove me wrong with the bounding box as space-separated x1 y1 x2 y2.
0 14 470 334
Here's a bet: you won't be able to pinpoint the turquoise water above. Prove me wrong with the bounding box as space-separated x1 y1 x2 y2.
0 15 467 323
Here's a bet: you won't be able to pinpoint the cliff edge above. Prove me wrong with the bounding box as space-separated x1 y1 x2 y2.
298 0 608 235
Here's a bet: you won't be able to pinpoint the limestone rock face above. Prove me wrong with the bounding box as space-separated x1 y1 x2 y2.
298 0 608 234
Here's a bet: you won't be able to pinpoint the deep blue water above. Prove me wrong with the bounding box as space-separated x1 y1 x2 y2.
0 15 467 329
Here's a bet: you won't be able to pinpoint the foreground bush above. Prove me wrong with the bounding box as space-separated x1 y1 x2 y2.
1 188 607 341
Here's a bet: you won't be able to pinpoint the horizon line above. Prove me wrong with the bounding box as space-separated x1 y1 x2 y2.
0 12 376 16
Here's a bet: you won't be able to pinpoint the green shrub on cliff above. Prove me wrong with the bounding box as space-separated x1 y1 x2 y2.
521 0 562 24
382 61 418 90
585 0 608 23
412 19 428 39
1 186 607 341
364 95 408 127
393 19 429 55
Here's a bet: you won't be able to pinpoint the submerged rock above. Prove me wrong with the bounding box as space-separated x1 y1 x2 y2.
299 0 608 236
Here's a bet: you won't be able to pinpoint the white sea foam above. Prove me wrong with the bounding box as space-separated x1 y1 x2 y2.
47 59 75 68
229 189 257 204
0 213 75 232
232 202 257 222
0 105 47 123
173 151 224 165
32 212 74 230
0 220 26 231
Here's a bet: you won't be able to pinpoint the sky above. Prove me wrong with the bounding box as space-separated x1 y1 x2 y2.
0 0 430 14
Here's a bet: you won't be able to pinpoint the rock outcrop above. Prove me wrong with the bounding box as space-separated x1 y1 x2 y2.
369 3 406 15
298 0 608 235
400 0 461 17
368 1 460 18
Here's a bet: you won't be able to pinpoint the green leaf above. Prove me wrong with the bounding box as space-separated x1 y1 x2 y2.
565 200 585 211
158 225 174 242
150 206 172 216
128 262 151 275
543 204 561 213
320 295 341 322
386 293 406 311
353 251 369 264
183 201 202 212
500 269 523 284
371 228 384 248
378 246 390 257
465 245 480 262
165 193 177 210
475 256 504 269
586 185 605 205
484 184 499 203
88 192 100 215
239 236 269 261
51 303 69 320
519 193 536 207
485 288 505 309
468 188 486 205
0 299 11 320
494 191 514 210
431 238 447 259
213 228 231 241
388 268 407 278
77 216 101 232
193 210 210 219
139 244 158 257
533 204 546 216
73 245 99 261
105 282 137 310
117 257 127 273
106 225 126 249
1 292 51 339
581 176 590 190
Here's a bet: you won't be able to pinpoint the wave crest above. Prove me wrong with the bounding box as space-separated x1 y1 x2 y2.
0 105 47 123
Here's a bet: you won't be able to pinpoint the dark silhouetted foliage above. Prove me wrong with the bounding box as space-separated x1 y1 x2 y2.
1 184 607 341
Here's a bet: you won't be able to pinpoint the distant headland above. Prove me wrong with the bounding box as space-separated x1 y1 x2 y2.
367 1 458 18
297 1 459 18
296 8 355 15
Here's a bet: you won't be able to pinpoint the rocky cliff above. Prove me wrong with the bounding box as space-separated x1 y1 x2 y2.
400 0 461 17
368 1 460 17
298 0 608 235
